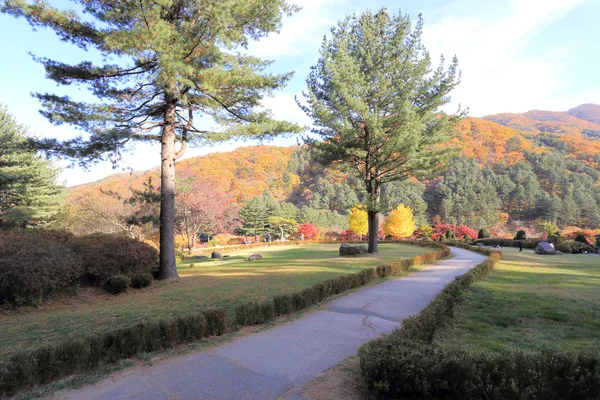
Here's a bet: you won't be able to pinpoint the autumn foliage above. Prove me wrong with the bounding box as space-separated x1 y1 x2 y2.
348 205 368 236
383 204 416 239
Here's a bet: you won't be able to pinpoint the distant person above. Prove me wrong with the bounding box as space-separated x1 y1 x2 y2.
300 233 305 241
519 240 523 252
266 233 271 242
242 236 247 245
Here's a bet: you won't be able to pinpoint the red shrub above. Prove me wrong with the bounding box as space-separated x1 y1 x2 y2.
298 223 319 240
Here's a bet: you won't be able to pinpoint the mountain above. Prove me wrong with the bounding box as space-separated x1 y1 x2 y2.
484 104 600 168
567 104 600 125
67 105 600 232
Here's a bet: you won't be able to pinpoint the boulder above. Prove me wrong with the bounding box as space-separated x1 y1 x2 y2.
535 241 559 255
247 254 262 261
339 243 368 256
211 252 223 259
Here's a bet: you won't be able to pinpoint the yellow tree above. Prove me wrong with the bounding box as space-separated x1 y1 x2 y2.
349 205 368 236
383 204 416 239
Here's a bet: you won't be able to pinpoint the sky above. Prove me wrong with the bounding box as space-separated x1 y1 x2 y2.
0 0 598 186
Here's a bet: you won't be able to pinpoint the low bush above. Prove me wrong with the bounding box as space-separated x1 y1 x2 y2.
515 229 527 240
478 228 490 239
574 234 591 245
0 308 227 395
0 235 81 306
474 238 539 249
68 234 159 286
102 274 131 294
130 273 153 289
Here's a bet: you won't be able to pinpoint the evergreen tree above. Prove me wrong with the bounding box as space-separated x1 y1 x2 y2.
300 9 461 253
2 0 301 279
0 106 64 229
239 196 267 236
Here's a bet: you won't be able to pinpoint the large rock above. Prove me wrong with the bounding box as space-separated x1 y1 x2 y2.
535 241 559 255
339 243 368 256
247 254 262 261
211 252 223 259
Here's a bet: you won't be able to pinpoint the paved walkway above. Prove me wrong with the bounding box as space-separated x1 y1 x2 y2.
54 247 486 400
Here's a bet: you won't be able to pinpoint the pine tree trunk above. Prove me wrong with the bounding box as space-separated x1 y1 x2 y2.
367 183 381 254
158 99 179 280
367 210 379 253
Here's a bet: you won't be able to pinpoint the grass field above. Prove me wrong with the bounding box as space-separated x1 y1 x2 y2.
0 243 434 358
435 246 600 355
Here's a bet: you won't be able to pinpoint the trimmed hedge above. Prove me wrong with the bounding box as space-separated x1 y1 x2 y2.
0 308 228 395
0 240 447 395
234 242 450 327
359 245 600 399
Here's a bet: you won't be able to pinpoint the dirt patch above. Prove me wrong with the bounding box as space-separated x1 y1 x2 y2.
284 355 367 400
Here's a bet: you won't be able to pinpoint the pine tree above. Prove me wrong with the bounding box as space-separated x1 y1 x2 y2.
239 196 267 236
2 0 301 279
300 8 461 253
0 106 64 229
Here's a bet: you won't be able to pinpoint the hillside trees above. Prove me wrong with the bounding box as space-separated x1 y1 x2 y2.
2 0 301 279
300 9 461 252
0 106 64 229
175 179 239 252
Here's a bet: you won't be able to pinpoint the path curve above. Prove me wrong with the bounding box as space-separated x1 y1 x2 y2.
54 247 486 400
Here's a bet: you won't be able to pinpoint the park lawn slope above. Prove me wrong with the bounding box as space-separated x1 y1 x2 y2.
434 246 600 355
0 243 433 358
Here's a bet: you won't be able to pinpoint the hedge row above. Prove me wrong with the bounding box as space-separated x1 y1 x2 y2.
0 241 447 396
196 239 438 255
358 246 600 399
234 242 450 327
0 308 227 395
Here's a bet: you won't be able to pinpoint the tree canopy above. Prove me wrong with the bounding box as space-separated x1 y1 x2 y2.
2 0 301 278
0 106 64 229
300 8 461 252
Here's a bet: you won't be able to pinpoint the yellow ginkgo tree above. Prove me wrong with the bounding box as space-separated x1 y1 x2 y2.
383 204 416 239
348 204 369 237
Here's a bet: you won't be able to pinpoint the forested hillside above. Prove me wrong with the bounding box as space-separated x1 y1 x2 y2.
67 105 600 240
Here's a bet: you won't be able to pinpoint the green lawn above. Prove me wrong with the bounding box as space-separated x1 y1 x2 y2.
435 247 600 355
0 243 433 358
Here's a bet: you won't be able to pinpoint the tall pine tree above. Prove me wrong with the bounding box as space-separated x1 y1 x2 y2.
2 0 301 278
0 106 64 229
300 9 461 252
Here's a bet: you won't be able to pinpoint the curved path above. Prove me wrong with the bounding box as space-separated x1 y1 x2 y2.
54 247 486 400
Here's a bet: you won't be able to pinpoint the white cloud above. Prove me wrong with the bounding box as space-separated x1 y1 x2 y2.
422 0 586 116
247 0 344 57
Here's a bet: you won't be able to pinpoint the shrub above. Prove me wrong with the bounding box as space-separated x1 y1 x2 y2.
298 223 319 240
226 237 245 245
445 229 456 240
574 234 591 245
102 274 131 294
0 235 81 306
130 273 153 289
68 234 159 286
515 229 527 240
478 228 490 239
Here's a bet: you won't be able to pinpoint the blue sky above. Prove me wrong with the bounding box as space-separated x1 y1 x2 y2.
0 0 598 186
